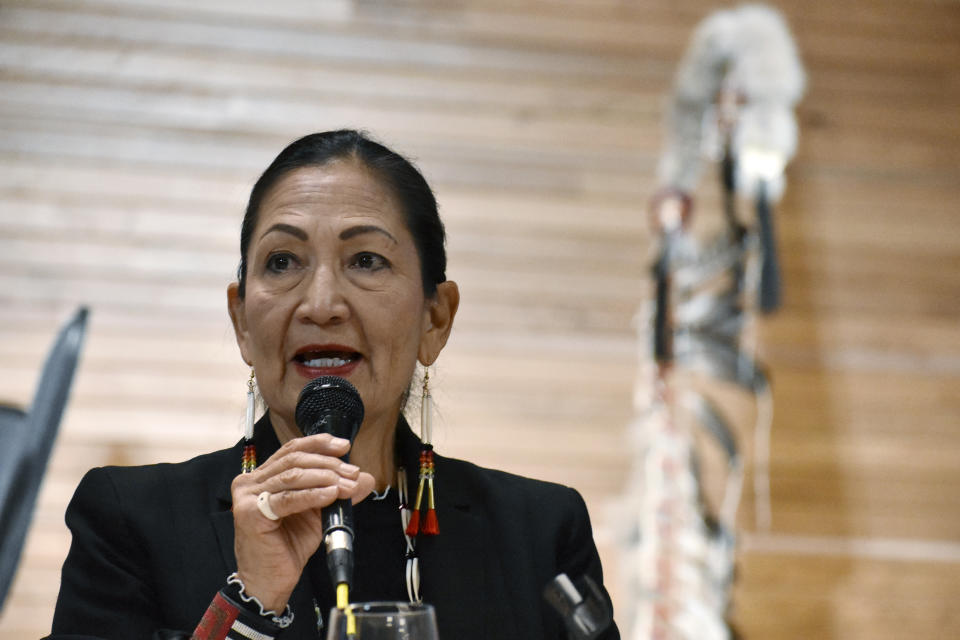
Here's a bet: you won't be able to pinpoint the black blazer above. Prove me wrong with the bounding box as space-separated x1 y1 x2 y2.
48 416 619 639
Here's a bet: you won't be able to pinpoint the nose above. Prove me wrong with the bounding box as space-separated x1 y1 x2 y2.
296 263 350 326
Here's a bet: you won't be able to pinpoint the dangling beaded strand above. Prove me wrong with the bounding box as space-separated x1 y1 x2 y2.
398 467 422 603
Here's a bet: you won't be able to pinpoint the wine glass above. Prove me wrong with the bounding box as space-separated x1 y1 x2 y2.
326 601 439 640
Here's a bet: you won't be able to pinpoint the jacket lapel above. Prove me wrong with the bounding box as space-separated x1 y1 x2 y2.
396 419 500 640
211 439 241 574
416 487 488 639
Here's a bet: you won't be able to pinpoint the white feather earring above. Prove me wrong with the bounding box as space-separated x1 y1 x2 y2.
241 368 257 473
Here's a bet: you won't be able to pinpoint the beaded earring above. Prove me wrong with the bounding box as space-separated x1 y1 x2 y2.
241 368 257 473
406 368 438 536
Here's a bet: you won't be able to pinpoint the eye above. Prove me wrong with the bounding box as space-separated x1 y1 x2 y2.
265 252 298 274
350 252 391 272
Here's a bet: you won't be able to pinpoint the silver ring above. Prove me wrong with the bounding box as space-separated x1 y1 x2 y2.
256 491 280 521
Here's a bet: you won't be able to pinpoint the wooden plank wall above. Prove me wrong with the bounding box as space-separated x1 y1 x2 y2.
1 0 958 637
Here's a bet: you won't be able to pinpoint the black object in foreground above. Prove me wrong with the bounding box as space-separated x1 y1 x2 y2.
543 573 613 640
295 376 365 590
0 306 89 612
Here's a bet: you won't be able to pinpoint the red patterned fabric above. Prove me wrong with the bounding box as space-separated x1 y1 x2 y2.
192 592 240 640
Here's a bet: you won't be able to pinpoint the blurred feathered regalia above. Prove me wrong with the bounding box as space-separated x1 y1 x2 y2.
618 5 804 640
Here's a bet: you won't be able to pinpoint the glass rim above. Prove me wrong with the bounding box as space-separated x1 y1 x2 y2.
342 601 435 616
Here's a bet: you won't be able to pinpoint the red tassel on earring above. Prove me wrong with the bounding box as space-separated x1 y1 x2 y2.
406 447 440 536
405 509 421 537
406 460 426 536
421 449 439 535
422 509 439 535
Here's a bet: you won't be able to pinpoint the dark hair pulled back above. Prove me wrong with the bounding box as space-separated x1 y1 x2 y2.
237 130 446 298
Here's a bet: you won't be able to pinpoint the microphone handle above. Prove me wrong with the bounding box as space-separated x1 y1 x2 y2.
323 498 355 588
305 413 360 589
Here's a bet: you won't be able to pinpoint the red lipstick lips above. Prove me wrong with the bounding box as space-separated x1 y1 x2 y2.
293 344 361 378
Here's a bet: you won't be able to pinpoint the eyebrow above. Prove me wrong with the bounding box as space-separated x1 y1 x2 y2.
340 225 398 244
259 223 308 241
258 222 398 244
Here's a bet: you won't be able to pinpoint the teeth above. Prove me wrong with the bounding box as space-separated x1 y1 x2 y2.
302 357 349 368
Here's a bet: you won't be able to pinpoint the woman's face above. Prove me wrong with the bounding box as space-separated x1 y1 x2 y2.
227 160 455 436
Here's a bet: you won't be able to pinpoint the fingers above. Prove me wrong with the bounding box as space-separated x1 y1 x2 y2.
255 434 355 477
351 472 376 505
258 485 340 521
262 466 357 493
232 433 372 523
254 471 374 521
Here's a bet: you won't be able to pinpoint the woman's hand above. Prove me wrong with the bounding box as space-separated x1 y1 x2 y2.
230 434 375 612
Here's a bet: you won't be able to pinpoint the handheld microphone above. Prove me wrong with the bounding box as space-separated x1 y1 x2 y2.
295 376 364 590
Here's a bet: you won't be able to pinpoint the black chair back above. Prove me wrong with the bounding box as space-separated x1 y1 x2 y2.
0 307 89 610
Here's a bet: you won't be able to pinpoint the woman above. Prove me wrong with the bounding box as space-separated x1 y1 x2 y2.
48 130 619 640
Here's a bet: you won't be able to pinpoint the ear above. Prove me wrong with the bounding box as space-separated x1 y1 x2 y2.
418 280 460 366
227 282 253 366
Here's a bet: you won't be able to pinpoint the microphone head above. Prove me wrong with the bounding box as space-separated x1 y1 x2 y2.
295 376 364 440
